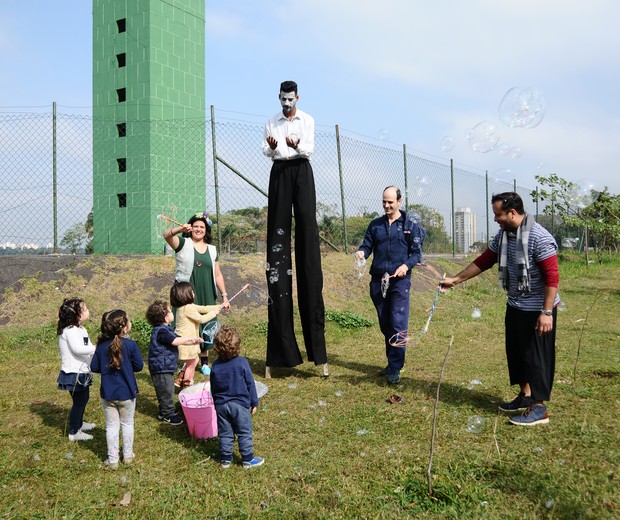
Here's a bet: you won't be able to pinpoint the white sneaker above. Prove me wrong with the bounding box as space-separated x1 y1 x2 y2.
80 422 96 431
68 430 93 441
104 459 119 470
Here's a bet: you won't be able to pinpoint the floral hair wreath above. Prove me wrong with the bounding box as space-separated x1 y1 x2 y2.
194 212 213 227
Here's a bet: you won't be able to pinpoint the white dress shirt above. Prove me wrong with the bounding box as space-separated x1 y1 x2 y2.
262 108 314 161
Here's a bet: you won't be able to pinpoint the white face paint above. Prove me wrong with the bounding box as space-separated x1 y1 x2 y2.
279 91 297 115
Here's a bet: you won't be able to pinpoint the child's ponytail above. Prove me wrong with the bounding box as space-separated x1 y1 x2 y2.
98 309 129 370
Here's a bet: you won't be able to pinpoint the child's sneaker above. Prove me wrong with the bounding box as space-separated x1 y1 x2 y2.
68 430 93 442
80 421 96 431
242 457 264 469
161 414 184 426
509 403 549 426
220 459 232 469
103 459 119 470
123 455 135 465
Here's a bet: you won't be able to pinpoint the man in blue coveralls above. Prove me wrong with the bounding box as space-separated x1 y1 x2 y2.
356 186 424 384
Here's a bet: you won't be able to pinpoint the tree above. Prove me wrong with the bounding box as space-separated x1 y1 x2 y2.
407 203 452 253
531 173 619 263
61 223 87 254
85 211 94 254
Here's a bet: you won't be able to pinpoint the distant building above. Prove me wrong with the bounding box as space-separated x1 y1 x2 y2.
455 207 477 253
92 0 207 253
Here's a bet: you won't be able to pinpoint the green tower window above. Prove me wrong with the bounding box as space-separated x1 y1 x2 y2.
116 53 126 68
117 194 127 208
116 88 126 102
116 123 126 137
117 158 127 172
116 19 126 33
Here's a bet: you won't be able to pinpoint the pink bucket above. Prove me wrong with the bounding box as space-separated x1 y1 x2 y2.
178 382 218 439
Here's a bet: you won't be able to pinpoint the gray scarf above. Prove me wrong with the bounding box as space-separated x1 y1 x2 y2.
498 213 534 293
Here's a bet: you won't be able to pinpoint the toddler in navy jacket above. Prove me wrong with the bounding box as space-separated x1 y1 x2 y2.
146 300 203 426
210 326 264 469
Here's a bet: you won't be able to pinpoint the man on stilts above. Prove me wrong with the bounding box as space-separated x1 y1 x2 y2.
262 80 328 378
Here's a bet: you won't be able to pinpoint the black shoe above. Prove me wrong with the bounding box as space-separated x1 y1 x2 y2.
161 414 184 426
499 392 533 412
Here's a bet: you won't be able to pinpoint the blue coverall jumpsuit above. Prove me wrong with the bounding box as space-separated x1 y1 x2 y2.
358 211 423 376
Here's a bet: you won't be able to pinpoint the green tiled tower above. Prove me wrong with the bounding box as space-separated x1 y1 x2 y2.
92 0 206 253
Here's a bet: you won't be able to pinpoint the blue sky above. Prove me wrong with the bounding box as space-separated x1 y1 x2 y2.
1 0 619 194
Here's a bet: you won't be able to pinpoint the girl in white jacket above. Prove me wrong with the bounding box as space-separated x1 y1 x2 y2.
56 298 96 441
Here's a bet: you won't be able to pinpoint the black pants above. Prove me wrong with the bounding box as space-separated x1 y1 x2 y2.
266 158 326 367
69 386 90 435
505 304 556 401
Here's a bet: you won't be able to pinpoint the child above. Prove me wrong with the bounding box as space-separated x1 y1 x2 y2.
91 310 143 469
210 326 264 469
170 281 220 389
56 298 97 441
146 300 203 426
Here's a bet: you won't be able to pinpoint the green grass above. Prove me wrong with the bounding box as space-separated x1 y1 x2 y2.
0 253 619 518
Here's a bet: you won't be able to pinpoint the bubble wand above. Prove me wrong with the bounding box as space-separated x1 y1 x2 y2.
156 213 184 227
421 272 446 334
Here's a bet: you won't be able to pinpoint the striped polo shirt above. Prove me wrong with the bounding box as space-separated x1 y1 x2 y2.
489 222 560 311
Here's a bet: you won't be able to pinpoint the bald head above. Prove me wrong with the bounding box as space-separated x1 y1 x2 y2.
382 186 402 221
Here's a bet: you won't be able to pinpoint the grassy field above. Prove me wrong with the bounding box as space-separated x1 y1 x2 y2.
0 252 618 519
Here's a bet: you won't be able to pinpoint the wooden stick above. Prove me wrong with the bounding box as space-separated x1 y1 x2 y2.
427 335 454 497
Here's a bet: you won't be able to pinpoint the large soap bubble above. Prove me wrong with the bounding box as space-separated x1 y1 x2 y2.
466 121 500 153
440 135 456 152
498 87 546 128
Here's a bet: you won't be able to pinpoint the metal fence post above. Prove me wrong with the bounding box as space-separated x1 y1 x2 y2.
210 105 222 252
485 170 489 244
335 124 348 253
53 102 58 253
450 159 455 257
403 144 408 209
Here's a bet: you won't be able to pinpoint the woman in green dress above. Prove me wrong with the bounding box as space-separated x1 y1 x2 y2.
164 213 230 370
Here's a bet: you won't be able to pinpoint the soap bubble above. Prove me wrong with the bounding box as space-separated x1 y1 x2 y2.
276 228 285 236
558 301 566 312
498 87 546 128
411 175 432 198
356 428 370 436
288 133 300 145
65 453 74 460
287 269 293 276
467 416 485 433
545 499 555 510
33 454 41 462
471 308 482 319
440 135 456 152
510 146 522 158
466 121 500 153
492 169 513 185
496 143 512 157
377 128 390 141
287 382 298 389
271 244 283 253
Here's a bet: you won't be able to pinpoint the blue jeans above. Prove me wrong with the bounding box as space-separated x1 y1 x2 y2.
216 401 254 462
370 275 411 373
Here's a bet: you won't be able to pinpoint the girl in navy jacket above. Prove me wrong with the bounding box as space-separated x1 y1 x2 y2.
91 309 143 469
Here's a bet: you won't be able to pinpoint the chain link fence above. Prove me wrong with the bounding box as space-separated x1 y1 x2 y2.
1 108 543 256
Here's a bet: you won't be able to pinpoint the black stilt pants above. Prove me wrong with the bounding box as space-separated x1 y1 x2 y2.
266 158 327 367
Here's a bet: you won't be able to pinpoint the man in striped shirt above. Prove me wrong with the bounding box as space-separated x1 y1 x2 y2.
441 192 560 426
